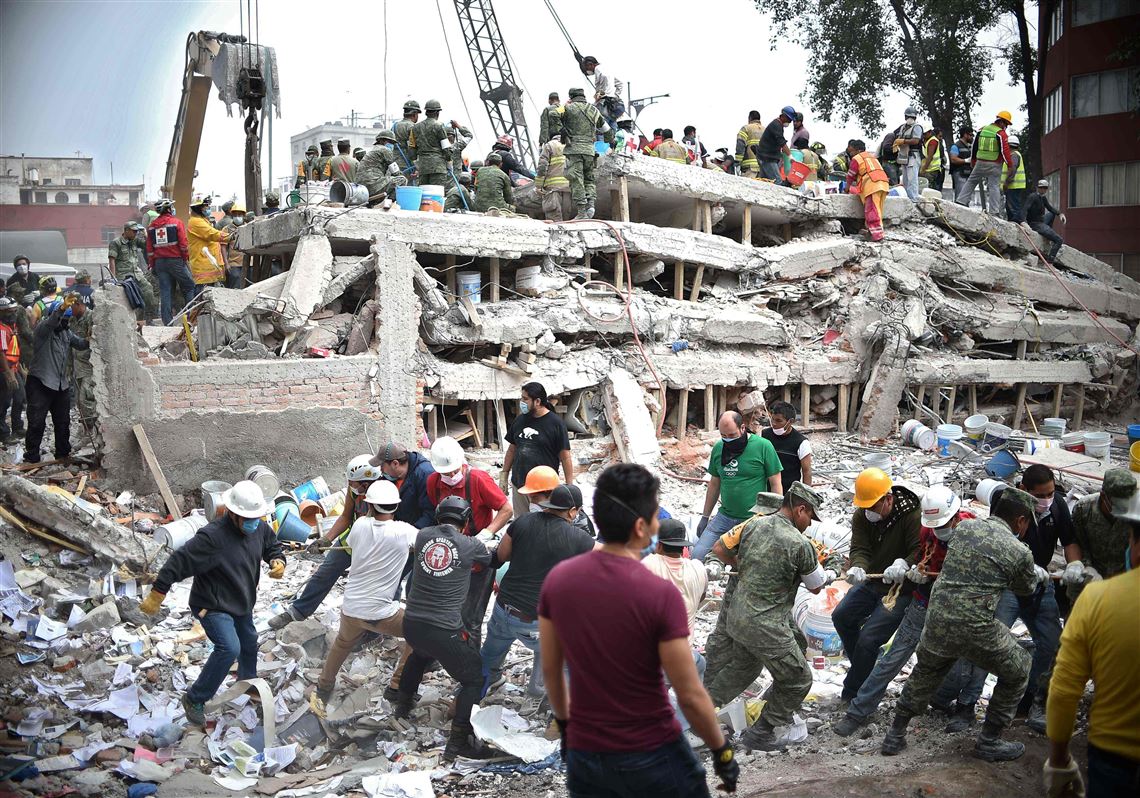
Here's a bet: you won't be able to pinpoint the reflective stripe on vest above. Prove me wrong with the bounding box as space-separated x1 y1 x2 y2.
543 153 570 188
1001 154 1026 189
854 152 889 184
975 124 1001 162
0 323 18 365
926 140 942 172
737 124 762 169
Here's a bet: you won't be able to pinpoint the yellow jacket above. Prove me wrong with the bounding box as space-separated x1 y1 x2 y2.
187 215 227 285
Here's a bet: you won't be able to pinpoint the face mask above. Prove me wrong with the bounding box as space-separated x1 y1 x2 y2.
772 426 788 436
933 524 955 542
383 473 398 482
864 509 883 523
239 517 260 535
16 265 28 275
350 485 367 496
441 471 464 487
1035 497 1054 515
721 435 740 444
519 401 530 414
232 216 243 224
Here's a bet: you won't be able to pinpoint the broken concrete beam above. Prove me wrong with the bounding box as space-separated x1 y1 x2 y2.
0 475 163 573
372 241 420 445
323 254 375 306
907 357 1092 385
764 238 861 281
858 331 910 441
701 310 789 346
602 368 661 466
938 295 1135 344
278 233 335 333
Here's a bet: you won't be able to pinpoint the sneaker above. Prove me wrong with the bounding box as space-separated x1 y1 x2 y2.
268 607 299 630
181 694 206 726
944 703 977 734
392 692 416 720
519 694 549 717
1026 703 1047 735
831 714 866 738
740 721 785 752
880 727 907 756
973 732 1025 762
443 725 496 761
484 673 507 695
383 686 422 704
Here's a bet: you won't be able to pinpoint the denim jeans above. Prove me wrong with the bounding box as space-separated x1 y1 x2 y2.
831 582 911 700
0 369 25 436
480 602 543 697
692 511 744 562
187 611 258 704
759 160 781 183
1088 743 1140 798
847 600 986 721
566 735 710 798
1004 189 1024 222
667 649 706 731
955 161 1002 213
995 582 1061 704
900 159 920 200
154 257 198 326
291 546 351 619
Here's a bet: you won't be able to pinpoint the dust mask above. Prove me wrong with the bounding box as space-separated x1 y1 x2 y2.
239 517 260 535
1035 497 1053 515
16 264 28 275
772 426 788 437
441 471 464 487
864 509 883 523
519 401 529 414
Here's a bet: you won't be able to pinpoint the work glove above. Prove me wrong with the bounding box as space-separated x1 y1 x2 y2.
476 528 496 543
710 741 739 793
705 560 724 581
268 559 286 579
1061 561 1085 586
697 515 710 536
139 590 166 615
823 569 837 586
882 558 909 584
1082 566 1102 583
61 293 79 310
306 538 330 555
554 716 568 761
1033 565 1050 587
1059 213 1067 225
1043 757 1085 798
845 566 867 586
905 564 930 584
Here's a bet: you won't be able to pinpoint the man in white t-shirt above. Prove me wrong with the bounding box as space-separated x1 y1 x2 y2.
314 480 419 706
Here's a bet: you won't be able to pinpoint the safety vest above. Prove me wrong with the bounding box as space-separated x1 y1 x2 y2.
0 322 19 366
654 139 690 164
537 142 570 190
736 122 764 170
975 123 1002 162
852 151 890 194
1001 153 1026 189
924 138 942 172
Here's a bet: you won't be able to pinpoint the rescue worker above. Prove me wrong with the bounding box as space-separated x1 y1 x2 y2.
222 205 246 289
353 147 367 162
410 100 451 189
444 172 473 212
614 115 638 154
735 111 765 178
356 130 406 204
539 92 562 145
473 153 514 213
919 127 944 192
891 107 924 201
575 54 624 128
67 278 96 427
796 143 821 182
24 293 88 463
0 296 25 442
393 101 421 183
1068 468 1136 584
1023 179 1067 263
187 194 227 288
683 125 707 166
955 110 1014 212
563 87 612 220
755 106 795 183
6 255 36 298
295 144 320 188
315 140 335 180
830 143 852 181
447 119 473 176
146 198 196 325
949 127 977 206
489 135 535 184
844 140 891 242
327 139 358 183
650 129 691 164
535 135 571 221
108 222 157 321
29 277 60 327
214 200 235 231
1001 134 1026 221
882 488 1046 762
790 112 809 148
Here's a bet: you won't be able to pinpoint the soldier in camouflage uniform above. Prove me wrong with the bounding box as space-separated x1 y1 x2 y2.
538 92 562 145
295 144 320 188
327 139 358 183
1068 468 1136 584
705 482 835 751
356 130 407 204
67 281 97 428
108 222 157 322
882 487 1046 762
473 153 514 213
410 100 452 189
447 120 472 177
315 140 335 181
444 172 473 212
393 101 420 184
562 87 613 219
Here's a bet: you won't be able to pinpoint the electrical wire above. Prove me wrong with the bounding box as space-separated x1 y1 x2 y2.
542 0 580 56
383 0 389 118
435 0 478 133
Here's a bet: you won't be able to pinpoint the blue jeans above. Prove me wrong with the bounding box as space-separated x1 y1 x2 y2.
667 649 706 731
995 582 1061 704
692 511 744 562
291 546 351 619
187 611 258 704
566 735 710 798
760 160 782 183
154 257 199 326
1004 189 1024 222
831 582 911 700
901 158 920 200
1088 743 1140 798
847 601 986 721
480 602 543 697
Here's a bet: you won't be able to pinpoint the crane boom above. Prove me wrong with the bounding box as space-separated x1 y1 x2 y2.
452 0 536 173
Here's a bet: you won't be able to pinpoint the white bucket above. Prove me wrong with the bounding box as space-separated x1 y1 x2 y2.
793 584 848 658
201 480 232 520
975 478 1005 506
935 424 963 458
1084 431 1112 460
515 265 541 293
964 414 989 441
901 419 936 451
457 271 482 304
154 512 209 550
980 422 1012 454
318 490 345 516
1042 417 1067 438
863 452 893 476
245 465 279 501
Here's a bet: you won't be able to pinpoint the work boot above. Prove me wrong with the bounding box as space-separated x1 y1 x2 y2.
484 672 507 695
443 723 496 761
831 713 867 738
944 702 977 733
1026 701 1047 735
383 686 421 704
268 606 299 630
573 203 590 220
585 203 596 219
392 691 416 720
181 694 206 726
974 722 1025 762
880 712 912 756
740 718 785 752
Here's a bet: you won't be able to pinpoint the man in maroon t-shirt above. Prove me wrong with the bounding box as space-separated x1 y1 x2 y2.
538 463 739 796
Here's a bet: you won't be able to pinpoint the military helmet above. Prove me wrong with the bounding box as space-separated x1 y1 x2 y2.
375 129 396 143
264 190 281 206
403 100 422 113
425 99 442 112
306 145 318 155
486 152 503 165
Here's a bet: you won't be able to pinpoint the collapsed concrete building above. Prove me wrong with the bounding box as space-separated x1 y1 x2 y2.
86 153 1140 494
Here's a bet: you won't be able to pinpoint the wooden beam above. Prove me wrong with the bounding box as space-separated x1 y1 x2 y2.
676 387 689 433
946 386 957 425
1012 340 1029 431
781 222 792 243
783 384 792 404
132 424 182 520
692 200 701 232
1052 383 1063 418
914 385 927 421
703 201 713 234
838 383 850 433
489 257 500 303
705 386 716 431
741 204 752 244
1073 385 1085 429
800 383 810 428
463 407 483 449
930 386 942 423
968 384 979 416
445 254 456 304
673 261 685 300
494 399 508 449
719 386 729 419
428 405 439 441
689 264 705 302
614 252 624 292
617 175 631 223
847 382 861 431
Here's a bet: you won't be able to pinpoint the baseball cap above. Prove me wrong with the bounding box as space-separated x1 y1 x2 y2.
369 441 408 467
656 518 689 547
538 484 576 511
565 484 585 509
1102 469 1137 516
750 491 784 515
786 481 823 520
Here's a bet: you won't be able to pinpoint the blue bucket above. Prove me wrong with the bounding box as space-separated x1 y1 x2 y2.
276 511 311 543
274 495 300 527
1128 423 1140 444
984 449 1021 479
291 476 330 504
395 186 423 211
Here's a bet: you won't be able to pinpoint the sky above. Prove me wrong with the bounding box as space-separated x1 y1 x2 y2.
0 0 1029 202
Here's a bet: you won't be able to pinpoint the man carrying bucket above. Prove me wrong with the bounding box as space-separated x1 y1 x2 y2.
139 481 285 725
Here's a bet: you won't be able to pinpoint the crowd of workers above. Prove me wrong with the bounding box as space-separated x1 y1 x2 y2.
127 377 1137 797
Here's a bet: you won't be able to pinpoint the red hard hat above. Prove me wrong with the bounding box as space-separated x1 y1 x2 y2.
496 135 513 149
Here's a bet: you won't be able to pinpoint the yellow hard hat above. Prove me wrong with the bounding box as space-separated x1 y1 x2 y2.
190 192 211 207
996 110 1013 124
853 467 893 508
229 204 246 214
518 465 562 494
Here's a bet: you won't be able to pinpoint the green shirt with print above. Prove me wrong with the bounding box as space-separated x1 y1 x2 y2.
707 433 783 519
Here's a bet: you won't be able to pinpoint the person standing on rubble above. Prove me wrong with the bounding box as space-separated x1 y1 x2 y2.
221 205 247 289
563 87 612 220
891 107 924 201
755 106 795 183
371 441 436 529
692 410 783 562
23 293 87 463
832 467 920 702
539 92 563 145
1067 468 1136 587
327 139 358 183
762 400 812 487
734 111 765 178
314 140 335 180
1001 135 1027 221
833 485 988 737
295 144 321 188
447 119 473 177
67 284 96 430
919 127 945 192
1023 179 1068 263
539 463 740 796
649 129 692 164
140 481 285 726
394 102 420 184
313 479 418 708
187 194 227 289
535 135 572 221
0 296 25 444
109 222 158 321
501 382 573 517
949 127 978 207
955 110 1014 212
410 101 452 190
844 140 891 242
882 488 1046 762
682 126 707 166
395 497 496 761
473 153 515 212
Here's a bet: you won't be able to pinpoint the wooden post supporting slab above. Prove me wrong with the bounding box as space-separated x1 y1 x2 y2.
445 254 456 304
968 384 979 416
630 196 641 222
783 385 792 404
428 405 439 441
847 382 861 431
800 383 810 428
1052 383 1063 419
673 261 685 300
617 176 630 223
615 253 624 292
838 384 850 433
676 387 690 433
946 386 957 425
1073 385 1085 429
781 222 792 242
914 385 927 421
489 257 500 303
692 200 701 232
132 424 182 520
931 386 942 423
705 386 716 431
703 202 713 234
1012 340 1029 431
689 264 705 302
741 204 752 245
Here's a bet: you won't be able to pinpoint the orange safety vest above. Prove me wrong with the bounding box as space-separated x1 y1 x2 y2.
0 322 19 366
852 151 890 195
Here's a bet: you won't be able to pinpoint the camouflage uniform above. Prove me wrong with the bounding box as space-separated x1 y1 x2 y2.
392 118 418 182
314 141 335 181
108 233 157 319
539 102 563 145
69 292 96 426
448 124 473 175
473 165 514 213
410 116 451 189
1071 469 1136 580
562 90 613 216
896 506 1038 729
295 150 321 187
327 151 359 183
356 146 405 202
444 184 472 212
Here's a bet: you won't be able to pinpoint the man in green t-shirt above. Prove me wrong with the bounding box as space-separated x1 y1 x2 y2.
693 411 783 561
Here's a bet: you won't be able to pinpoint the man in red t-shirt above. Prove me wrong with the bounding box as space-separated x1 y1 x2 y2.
538 463 739 796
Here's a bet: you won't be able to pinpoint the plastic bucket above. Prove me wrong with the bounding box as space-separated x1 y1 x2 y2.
787 160 811 187
418 185 445 213
594 141 611 156
201 480 232 519
1130 440 1140 472
298 500 323 528
975 478 1006 506
1061 432 1085 453
329 180 370 206
980 422 1012 454
1127 424 1140 445
1042 417 1067 438
901 419 936 451
245 465 279 501
935 424 963 458
274 495 300 527
964 414 989 441
291 476 330 503
1084 431 1112 460
985 449 1021 479
276 511 311 543
793 584 848 658
395 186 423 211
1022 437 1061 454
863 452 892 476
457 271 482 304
319 490 345 516
154 512 209 550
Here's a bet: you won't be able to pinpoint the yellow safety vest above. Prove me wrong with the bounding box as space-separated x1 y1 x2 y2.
736 122 764 170
537 142 570 190
1001 153 1026 189
923 138 942 172
0 322 19 366
975 123 1002 162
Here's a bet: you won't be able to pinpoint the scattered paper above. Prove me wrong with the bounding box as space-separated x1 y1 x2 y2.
253 742 297 776
212 773 258 791
471 704 557 763
113 662 133 685
117 758 172 782
0 560 16 593
275 776 344 797
33 614 68 642
66 604 87 628
35 754 81 772
362 771 434 798
84 685 139 720
16 651 45 665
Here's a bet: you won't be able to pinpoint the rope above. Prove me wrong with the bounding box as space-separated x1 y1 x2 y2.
383 0 388 117
435 0 478 137
542 0 580 56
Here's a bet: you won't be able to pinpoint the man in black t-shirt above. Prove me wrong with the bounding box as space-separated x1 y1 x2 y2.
754 106 795 183
761 401 813 487
500 382 573 517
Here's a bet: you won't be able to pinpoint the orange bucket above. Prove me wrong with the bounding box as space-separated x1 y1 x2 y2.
298 499 323 528
787 160 811 187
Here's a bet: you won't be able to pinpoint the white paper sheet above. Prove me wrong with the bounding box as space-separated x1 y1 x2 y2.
113 662 133 686
470 704 557 763
66 604 87 628
33 614 68 642
362 771 434 798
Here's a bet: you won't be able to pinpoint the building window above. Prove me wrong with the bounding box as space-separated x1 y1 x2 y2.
34 191 47 204
1047 2 1064 47
101 227 119 244
1072 0 1140 26
1094 252 1123 269
1044 86 1063 133
1125 253 1140 281
1072 68 1140 118
42 178 52 185
54 191 69 204
1069 161 1140 207
78 193 90 204
65 178 81 186
1044 171 1061 207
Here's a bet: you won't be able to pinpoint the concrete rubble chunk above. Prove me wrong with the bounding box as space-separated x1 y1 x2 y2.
278 232 335 333
602 368 661 466
71 601 121 632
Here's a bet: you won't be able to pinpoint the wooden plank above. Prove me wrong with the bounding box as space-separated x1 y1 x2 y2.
463 408 483 449
493 399 508 449
838 383 850 433
673 261 685 300
489 257 500 303
930 386 942 423
1052 383 1063 418
1073 385 1085 429
1012 340 1029 431
0 506 90 555
946 386 957 425
692 200 701 232
459 294 483 330
132 424 182 520
428 405 439 441
800 383 810 428
703 201 713 234
705 386 716 431
445 254 456 305
914 385 926 421
783 384 792 404
689 264 705 302
969 384 979 416
610 189 621 222
741 204 752 244
781 222 792 243
676 387 689 433
617 176 631 223
614 252 624 292
847 382 861 431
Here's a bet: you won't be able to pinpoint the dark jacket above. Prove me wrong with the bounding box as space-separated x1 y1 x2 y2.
1023 192 1059 226
6 272 36 298
29 307 88 391
992 485 1075 568
849 485 922 583
153 514 283 616
396 450 437 529
490 144 535 183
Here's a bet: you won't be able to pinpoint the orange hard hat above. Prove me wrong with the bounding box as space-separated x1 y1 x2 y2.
853 467 893 508
518 465 561 494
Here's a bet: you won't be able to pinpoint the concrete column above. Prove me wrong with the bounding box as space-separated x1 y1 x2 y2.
372 241 420 446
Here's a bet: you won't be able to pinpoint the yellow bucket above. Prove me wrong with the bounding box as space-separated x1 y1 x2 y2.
1130 440 1140 473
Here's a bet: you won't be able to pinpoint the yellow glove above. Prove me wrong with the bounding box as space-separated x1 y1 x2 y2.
61 293 79 309
139 590 166 615
268 559 286 579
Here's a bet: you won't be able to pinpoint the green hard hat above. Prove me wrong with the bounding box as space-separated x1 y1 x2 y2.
403 100 422 113
425 99 442 112
375 129 396 143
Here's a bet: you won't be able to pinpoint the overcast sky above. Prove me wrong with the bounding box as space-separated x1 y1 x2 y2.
0 0 1028 201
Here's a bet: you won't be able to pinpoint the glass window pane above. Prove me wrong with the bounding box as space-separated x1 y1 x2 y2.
1123 254 1140 282
1126 162 1140 205
1100 163 1126 204
1071 165 1096 207
1099 70 1127 114
1072 0 1096 25
1072 74 1099 117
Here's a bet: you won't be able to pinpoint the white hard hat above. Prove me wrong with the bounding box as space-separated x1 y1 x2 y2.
430 436 466 473
224 480 272 519
346 454 381 483
920 484 962 528
364 479 401 507
1007 134 1020 147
